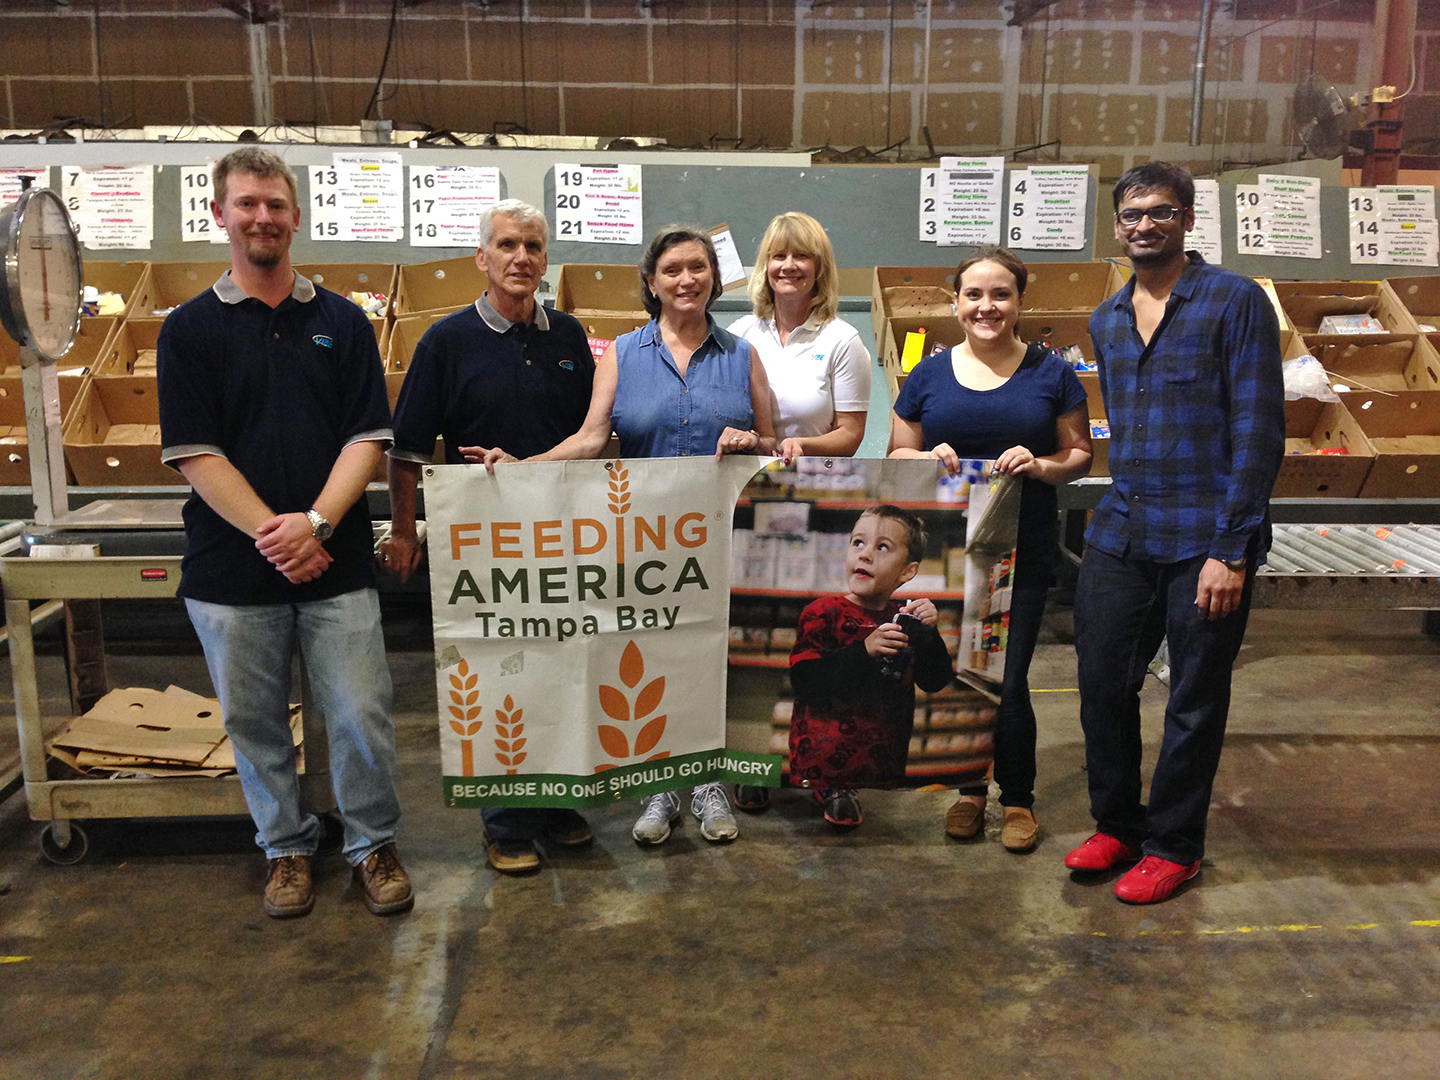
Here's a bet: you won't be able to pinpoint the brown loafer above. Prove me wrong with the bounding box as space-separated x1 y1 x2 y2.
263 854 314 919
544 810 594 848
1001 807 1039 852
354 843 414 916
945 795 986 839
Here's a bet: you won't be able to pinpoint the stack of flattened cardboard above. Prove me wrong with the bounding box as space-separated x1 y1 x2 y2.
48 686 301 779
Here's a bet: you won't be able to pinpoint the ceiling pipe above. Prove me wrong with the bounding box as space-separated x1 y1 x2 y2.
1188 0 1216 147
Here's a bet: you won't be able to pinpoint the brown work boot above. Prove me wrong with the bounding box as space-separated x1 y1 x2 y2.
945 795 986 839
354 843 414 915
1001 807 1039 852
263 854 315 918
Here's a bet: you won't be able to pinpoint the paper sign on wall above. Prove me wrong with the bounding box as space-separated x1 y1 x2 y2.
179 164 227 245
64 164 154 250
919 167 940 241
553 164 643 246
1349 185 1438 267
936 157 1004 247
0 168 49 203
408 165 501 248
1236 174 1322 260
1188 179 1223 264
309 152 404 243
706 223 748 290
1005 165 1087 250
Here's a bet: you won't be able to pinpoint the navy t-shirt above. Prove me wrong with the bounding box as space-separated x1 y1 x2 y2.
390 304 594 464
157 275 392 605
894 342 1088 579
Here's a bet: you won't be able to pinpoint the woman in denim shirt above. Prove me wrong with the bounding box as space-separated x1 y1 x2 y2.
532 224 776 845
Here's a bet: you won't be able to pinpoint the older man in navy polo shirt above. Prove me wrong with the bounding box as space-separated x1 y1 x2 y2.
1066 162 1284 904
157 147 412 919
380 198 596 875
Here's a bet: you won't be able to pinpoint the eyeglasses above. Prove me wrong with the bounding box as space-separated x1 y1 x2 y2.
1116 205 1181 226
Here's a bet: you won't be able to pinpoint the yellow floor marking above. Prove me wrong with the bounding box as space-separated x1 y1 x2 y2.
1031 688 1079 693
1410 920 1440 928
0 956 31 963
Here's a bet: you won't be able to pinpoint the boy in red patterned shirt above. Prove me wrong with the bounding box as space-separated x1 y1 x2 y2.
788 505 954 825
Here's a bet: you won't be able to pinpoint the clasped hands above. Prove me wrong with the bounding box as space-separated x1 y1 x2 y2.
255 512 331 584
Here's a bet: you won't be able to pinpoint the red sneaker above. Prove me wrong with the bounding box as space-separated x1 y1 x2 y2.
1064 831 1142 871
1114 856 1201 904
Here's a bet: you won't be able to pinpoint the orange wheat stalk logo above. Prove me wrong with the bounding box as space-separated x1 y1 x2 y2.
447 659 482 776
607 460 631 516
594 640 667 772
494 695 526 774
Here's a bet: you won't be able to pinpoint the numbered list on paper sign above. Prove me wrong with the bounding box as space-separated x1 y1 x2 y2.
310 153 404 243
0 168 50 202
179 165 228 245
1349 186 1438 267
1236 175 1322 260
553 164 643 245
409 166 501 248
1006 166 1087 250
1188 179 1223 264
936 156 1004 247
63 165 154 250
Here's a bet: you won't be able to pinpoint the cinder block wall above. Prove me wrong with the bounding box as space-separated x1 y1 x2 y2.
2 0 1435 175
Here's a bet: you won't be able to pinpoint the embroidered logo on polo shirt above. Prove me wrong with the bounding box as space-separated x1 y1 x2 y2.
312 335 334 349
558 360 574 371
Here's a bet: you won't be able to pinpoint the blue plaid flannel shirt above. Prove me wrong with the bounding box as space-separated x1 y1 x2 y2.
1087 253 1285 565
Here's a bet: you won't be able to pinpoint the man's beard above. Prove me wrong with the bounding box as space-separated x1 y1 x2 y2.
244 234 285 268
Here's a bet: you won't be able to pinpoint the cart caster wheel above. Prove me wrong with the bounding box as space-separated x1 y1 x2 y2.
316 812 344 858
39 822 89 865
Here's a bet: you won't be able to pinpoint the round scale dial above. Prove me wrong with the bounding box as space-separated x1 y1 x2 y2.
0 186 84 362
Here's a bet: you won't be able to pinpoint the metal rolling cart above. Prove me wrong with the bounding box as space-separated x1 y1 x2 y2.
1 181 334 863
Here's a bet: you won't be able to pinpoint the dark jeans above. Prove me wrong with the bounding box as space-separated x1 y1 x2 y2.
1074 546 1254 865
482 807 587 843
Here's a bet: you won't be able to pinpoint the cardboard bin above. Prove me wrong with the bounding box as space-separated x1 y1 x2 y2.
395 257 486 316
1020 260 1126 314
879 312 1095 373
83 260 152 319
571 314 650 360
144 262 232 316
1274 399 1375 498
1274 279 1422 343
93 318 165 382
294 263 398 316
555 264 646 319
1384 275 1440 340
1303 337 1438 393
63 376 179 486
1342 390 1440 498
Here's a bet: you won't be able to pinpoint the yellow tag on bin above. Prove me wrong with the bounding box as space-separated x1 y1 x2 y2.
901 328 927 372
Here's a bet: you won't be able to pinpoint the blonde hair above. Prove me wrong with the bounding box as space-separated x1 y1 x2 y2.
748 211 839 325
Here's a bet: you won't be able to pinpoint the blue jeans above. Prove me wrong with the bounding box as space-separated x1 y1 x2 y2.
186 588 402 865
1074 547 1254 865
482 807 588 843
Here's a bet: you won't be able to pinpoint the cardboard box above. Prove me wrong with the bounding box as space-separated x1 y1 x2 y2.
1020 260 1126 314
1385 275 1440 339
1342 390 1440 498
93 317 165 380
1274 279 1422 340
555 264 646 318
0 317 114 429
144 262 232 315
294 263 398 317
1076 372 1106 419
396 257 487 316
83 260 152 319
1274 399 1375 498
1303 337 1437 393
385 311 458 410
569 314 649 359
878 312 1096 372
63 376 180 486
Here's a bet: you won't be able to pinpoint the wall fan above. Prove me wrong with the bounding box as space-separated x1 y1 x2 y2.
1292 73 1355 159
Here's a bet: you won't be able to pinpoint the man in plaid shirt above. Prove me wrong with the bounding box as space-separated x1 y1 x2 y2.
1064 162 1284 904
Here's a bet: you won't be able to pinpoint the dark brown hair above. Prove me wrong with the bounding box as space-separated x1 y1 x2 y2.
859 505 928 564
953 245 1028 299
638 225 724 318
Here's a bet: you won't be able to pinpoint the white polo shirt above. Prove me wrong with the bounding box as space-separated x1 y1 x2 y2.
729 312 872 441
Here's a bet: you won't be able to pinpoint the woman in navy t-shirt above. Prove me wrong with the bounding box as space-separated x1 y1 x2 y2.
890 246 1092 853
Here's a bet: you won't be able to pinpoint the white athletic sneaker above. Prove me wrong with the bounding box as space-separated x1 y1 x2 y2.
632 790 682 844
691 782 739 842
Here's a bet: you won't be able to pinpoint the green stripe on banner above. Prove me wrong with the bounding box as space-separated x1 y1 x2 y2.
443 749 783 809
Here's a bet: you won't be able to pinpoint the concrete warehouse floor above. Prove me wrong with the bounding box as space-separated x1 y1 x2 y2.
0 598 1438 1079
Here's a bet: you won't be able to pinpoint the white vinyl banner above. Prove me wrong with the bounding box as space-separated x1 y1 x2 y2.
427 457 774 808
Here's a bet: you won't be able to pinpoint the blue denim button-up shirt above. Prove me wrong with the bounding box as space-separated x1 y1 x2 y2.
612 318 754 458
1086 253 1285 565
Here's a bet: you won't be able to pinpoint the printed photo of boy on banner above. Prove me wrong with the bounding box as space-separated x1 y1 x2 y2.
728 457 1018 796
423 456 1018 810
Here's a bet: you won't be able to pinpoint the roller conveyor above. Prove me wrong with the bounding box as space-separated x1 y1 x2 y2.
1255 524 1440 609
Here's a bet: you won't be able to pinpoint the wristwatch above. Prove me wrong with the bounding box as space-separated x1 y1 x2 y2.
1221 555 1247 573
306 509 333 542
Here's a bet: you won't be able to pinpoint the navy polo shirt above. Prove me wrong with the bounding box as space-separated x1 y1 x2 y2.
389 295 594 465
157 271 393 605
